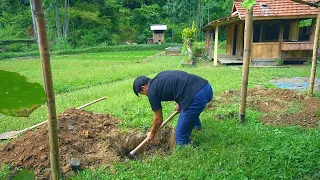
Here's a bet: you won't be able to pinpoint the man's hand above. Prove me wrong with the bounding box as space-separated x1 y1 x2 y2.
174 104 181 112
147 131 155 142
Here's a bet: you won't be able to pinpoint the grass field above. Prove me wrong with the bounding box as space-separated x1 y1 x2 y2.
1 50 320 179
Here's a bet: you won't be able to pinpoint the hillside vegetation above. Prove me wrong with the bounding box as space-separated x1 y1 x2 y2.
0 0 232 53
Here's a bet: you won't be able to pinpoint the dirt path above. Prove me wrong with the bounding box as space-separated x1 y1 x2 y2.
218 88 320 127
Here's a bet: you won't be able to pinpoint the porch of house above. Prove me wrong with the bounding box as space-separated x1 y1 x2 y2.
216 54 279 66
204 16 316 66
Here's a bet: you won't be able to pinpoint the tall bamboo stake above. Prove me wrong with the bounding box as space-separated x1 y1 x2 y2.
34 0 61 179
214 26 219 67
239 7 253 124
309 7 320 95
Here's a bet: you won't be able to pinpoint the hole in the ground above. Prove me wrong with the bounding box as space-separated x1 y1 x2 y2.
106 127 176 159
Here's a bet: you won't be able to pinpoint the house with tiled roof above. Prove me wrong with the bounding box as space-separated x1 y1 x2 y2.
204 0 319 65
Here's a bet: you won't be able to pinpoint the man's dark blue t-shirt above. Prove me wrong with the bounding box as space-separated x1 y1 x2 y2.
148 70 208 111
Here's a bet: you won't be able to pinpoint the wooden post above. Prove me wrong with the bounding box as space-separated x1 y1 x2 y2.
279 23 284 59
208 30 213 61
236 23 244 57
239 7 253 124
259 24 264 42
289 21 300 41
205 30 210 56
310 19 316 41
34 0 61 179
226 25 235 55
309 7 320 94
213 26 219 66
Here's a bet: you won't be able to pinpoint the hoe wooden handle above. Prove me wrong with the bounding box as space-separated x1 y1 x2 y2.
129 111 179 156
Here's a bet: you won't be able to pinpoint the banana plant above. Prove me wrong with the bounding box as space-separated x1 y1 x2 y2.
0 70 45 117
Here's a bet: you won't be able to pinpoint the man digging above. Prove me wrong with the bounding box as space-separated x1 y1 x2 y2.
133 70 213 146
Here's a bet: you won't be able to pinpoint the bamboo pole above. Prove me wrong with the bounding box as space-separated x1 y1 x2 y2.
309 7 320 94
34 0 61 179
239 7 253 124
214 26 219 66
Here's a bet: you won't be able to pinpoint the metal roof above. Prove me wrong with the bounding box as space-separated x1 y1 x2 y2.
150 24 167 31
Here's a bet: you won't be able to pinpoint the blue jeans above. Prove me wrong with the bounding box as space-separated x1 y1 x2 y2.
175 83 213 146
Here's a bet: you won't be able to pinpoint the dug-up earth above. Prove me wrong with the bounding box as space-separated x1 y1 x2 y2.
217 88 320 128
0 109 175 179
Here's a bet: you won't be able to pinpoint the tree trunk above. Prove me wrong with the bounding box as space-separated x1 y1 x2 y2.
309 7 320 94
63 0 69 38
34 0 61 179
29 0 38 43
55 0 62 38
186 40 193 61
239 7 253 124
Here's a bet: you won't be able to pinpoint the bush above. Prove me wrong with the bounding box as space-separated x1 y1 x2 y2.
0 40 38 53
51 38 72 51
192 42 205 57
0 43 182 60
55 43 182 55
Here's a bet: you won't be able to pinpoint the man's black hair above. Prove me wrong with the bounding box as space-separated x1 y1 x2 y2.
133 76 150 96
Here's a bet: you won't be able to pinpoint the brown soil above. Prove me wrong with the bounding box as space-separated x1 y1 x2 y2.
0 109 175 179
217 88 320 128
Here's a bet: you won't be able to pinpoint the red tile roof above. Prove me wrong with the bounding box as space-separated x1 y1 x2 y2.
234 0 318 19
204 0 319 29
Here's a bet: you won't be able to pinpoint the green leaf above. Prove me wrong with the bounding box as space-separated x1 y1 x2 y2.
242 0 256 9
13 169 35 180
0 70 46 117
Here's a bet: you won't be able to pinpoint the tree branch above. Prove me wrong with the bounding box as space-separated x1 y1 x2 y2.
291 0 319 8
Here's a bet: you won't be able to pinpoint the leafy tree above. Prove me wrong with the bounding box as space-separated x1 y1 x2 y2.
131 4 162 43
0 0 237 49
182 22 197 64
242 0 257 9
119 0 141 10
99 0 121 32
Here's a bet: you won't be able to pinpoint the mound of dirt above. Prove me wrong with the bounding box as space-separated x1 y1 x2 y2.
218 88 320 128
0 109 175 179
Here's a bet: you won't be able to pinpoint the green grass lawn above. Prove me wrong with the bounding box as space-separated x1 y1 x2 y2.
1 50 320 179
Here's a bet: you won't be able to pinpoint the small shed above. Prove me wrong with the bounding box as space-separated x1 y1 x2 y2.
150 24 167 44
203 0 319 64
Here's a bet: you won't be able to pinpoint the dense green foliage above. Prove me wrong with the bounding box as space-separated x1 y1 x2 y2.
0 0 232 52
0 51 320 179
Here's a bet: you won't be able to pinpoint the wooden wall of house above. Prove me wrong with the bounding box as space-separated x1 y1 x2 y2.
226 25 234 55
252 42 279 59
281 42 313 51
152 31 165 43
282 50 312 61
